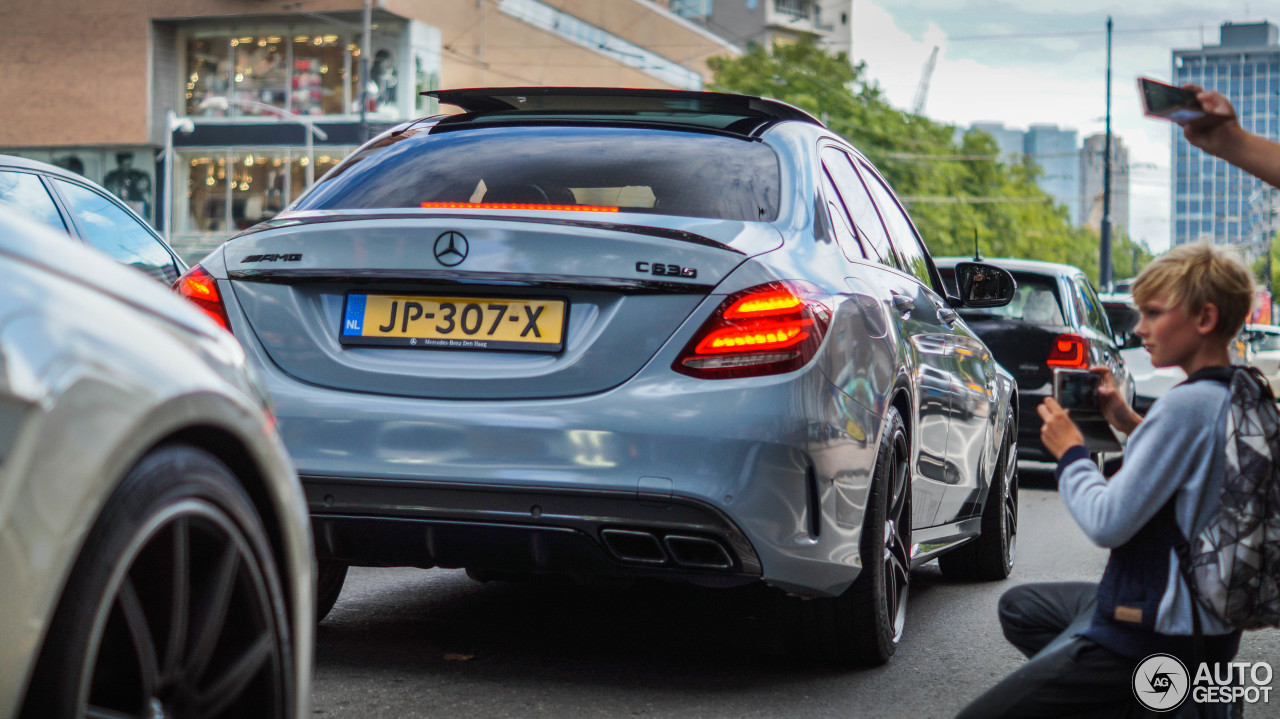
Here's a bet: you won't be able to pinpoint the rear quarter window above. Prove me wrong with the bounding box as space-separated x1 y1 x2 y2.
296 125 782 222
940 269 1065 325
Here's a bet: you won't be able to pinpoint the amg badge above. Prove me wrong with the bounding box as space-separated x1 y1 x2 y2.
242 253 303 263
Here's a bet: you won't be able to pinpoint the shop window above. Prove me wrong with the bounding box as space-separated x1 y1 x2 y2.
175 148 351 237
292 34 352 116
186 154 231 233
184 28 359 118
232 35 290 113
186 35 233 116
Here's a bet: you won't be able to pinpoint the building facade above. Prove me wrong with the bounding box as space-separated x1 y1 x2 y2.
666 0 850 50
1172 21 1280 250
0 0 735 256
969 121 1027 164
1023 124 1080 224
1079 133 1131 238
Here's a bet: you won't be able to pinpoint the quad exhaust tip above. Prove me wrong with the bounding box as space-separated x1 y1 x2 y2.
600 528 733 570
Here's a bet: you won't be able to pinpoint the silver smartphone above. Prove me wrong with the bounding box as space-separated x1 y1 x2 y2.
1138 77 1204 124
1053 368 1101 413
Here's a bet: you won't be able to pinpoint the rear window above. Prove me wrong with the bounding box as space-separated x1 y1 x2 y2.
294 125 781 222
940 269 1065 325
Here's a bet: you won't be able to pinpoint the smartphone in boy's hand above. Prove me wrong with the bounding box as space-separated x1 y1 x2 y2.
1054 368 1102 414
1138 77 1206 124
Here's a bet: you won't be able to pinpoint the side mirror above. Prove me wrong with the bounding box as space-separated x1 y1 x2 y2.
952 262 1016 308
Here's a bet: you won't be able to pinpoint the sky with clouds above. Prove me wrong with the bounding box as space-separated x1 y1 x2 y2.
844 1 1271 252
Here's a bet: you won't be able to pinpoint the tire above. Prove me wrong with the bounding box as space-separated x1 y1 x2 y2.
784 407 911 666
20 444 294 719
316 558 349 622
938 408 1018 581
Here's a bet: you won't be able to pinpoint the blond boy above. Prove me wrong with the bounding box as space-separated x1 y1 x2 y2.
957 243 1254 718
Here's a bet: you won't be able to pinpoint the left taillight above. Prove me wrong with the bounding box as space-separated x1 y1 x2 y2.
172 264 231 332
674 281 831 379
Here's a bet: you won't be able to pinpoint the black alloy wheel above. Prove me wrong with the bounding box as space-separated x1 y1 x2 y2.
939 407 1018 581
784 406 911 665
21 445 293 719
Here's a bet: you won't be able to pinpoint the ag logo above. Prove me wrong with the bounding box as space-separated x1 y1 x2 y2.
1133 653 1190 712
434 231 468 267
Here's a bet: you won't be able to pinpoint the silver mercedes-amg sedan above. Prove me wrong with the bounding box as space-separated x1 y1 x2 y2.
0 208 312 718
175 87 1018 665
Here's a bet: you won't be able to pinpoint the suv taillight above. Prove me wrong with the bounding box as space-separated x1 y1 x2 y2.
173 264 231 332
1046 333 1088 368
674 281 831 379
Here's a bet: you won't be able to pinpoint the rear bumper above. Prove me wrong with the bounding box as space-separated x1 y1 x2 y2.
307 476 762 586
254 351 883 597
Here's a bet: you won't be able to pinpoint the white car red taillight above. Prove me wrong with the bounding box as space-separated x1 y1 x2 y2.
172 264 232 332
674 281 832 379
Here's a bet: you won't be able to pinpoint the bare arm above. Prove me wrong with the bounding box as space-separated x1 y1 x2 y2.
1182 85 1280 189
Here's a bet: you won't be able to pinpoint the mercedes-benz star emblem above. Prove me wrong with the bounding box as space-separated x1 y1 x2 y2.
434 231 469 267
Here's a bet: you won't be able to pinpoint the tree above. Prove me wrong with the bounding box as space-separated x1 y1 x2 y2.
709 38 1134 285
1251 235 1280 292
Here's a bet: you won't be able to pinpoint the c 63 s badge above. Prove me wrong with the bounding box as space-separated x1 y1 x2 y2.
242 253 303 263
636 261 697 279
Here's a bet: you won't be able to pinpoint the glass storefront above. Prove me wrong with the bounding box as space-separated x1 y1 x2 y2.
184 25 398 119
180 22 424 118
174 148 349 239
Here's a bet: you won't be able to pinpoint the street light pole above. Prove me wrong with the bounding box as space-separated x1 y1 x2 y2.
359 0 373 142
1100 15 1115 291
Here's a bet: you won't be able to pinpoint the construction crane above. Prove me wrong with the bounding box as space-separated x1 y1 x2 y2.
912 45 940 116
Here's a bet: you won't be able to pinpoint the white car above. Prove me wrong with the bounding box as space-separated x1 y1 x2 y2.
1245 324 1280 390
0 208 312 718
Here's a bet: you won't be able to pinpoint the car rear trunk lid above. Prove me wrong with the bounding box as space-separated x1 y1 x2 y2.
226 215 773 399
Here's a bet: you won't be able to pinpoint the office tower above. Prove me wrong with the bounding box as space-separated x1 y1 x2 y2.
1024 124 1080 223
1172 21 1280 249
1080 133 1130 238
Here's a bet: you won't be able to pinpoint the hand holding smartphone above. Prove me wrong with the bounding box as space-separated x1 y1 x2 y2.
1138 77 1206 124
1053 368 1102 414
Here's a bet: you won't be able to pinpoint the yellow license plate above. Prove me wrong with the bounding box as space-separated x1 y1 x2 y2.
340 293 567 352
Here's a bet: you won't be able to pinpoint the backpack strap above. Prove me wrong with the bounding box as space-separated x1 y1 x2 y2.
1185 364 1277 401
1184 365 1237 386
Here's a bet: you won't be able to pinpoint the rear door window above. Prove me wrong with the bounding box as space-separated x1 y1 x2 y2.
856 161 935 288
0 170 66 231
52 178 180 284
1073 276 1112 336
296 125 781 222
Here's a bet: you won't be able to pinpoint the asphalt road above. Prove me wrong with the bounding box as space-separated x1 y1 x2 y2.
311 465 1280 718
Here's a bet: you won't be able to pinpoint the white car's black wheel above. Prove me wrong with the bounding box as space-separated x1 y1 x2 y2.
938 408 1018 581
785 407 911 665
316 558 349 622
21 445 293 719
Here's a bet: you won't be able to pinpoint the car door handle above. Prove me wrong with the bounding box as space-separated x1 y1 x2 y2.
937 306 958 324
892 294 914 315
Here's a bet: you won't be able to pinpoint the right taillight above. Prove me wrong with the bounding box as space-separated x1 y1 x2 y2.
674 281 831 379
1046 333 1088 368
172 264 231 332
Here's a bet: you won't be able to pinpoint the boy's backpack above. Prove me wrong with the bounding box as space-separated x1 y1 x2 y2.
1178 366 1280 630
